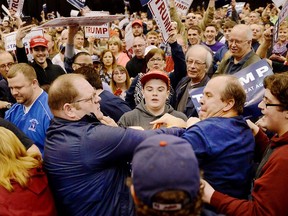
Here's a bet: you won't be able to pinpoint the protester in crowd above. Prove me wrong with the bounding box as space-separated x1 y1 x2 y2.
44 73 185 215
250 24 264 52
203 23 225 54
126 36 146 78
0 51 16 117
74 66 130 122
152 75 255 202
100 49 117 84
0 127 57 215
52 43 66 72
5 63 53 155
110 65 131 100
119 70 187 129
130 134 204 216
126 28 187 110
44 32 58 58
15 26 66 88
73 30 87 53
146 19 157 32
216 24 261 75
202 73 288 216
108 36 130 67
170 44 212 117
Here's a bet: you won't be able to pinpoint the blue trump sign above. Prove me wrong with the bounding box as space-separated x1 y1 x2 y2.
190 60 274 119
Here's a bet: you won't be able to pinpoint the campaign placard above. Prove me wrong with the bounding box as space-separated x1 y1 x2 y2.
84 24 109 38
8 0 24 14
190 60 274 119
40 15 125 28
175 0 193 15
148 0 173 43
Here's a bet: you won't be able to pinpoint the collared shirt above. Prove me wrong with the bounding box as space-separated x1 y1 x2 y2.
225 50 254 74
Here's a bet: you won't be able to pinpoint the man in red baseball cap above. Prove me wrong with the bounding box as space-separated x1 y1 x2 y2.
15 27 65 88
132 19 144 37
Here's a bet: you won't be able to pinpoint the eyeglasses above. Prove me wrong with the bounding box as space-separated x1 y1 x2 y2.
262 96 285 109
0 62 14 70
73 63 94 68
132 44 145 48
73 91 98 104
149 58 164 62
186 59 206 66
228 39 249 45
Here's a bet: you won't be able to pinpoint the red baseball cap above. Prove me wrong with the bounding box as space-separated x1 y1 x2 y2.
29 36 48 48
132 19 143 27
140 70 170 90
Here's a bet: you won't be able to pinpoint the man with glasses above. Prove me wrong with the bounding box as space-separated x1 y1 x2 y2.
0 51 16 117
126 36 146 78
171 44 212 117
44 73 184 215
5 63 53 155
202 73 288 216
15 26 66 88
216 24 260 75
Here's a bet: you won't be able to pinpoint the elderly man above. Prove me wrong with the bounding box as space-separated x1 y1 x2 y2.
216 24 261 75
5 63 53 155
44 73 184 216
203 73 288 216
153 75 255 200
170 44 213 117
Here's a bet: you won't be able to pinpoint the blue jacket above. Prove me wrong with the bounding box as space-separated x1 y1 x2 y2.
44 114 184 216
182 116 255 199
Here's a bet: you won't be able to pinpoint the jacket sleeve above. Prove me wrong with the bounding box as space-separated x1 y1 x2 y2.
16 46 29 63
169 42 187 90
210 145 288 216
125 75 139 109
82 126 185 167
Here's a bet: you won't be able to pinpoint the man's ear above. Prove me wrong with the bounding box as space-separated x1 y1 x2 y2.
130 184 140 205
223 98 235 112
62 103 77 118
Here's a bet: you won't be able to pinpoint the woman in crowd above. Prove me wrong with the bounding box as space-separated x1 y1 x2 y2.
110 65 131 100
108 36 130 67
100 49 117 84
0 127 57 215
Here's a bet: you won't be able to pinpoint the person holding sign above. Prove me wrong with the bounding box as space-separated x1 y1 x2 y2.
202 73 288 216
15 25 66 88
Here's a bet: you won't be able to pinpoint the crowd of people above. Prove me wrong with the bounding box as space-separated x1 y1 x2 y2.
0 0 288 215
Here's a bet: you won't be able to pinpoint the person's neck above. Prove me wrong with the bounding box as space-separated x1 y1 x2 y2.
146 105 165 116
206 39 216 45
113 51 119 59
234 49 251 63
24 87 43 107
116 82 126 90
37 61 48 69
191 73 206 84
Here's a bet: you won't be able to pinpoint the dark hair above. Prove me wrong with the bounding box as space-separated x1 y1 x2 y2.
72 52 91 63
263 73 288 111
74 66 103 89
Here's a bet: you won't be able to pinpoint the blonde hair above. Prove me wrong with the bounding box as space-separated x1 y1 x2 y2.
0 127 41 191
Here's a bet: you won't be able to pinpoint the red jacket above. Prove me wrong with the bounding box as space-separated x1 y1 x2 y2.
210 130 288 216
0 167 57 216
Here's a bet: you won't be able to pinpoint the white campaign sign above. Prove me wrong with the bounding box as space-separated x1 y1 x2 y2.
175 0 193 15
9 0 25 14
148 0 172 43
84 24 109 38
